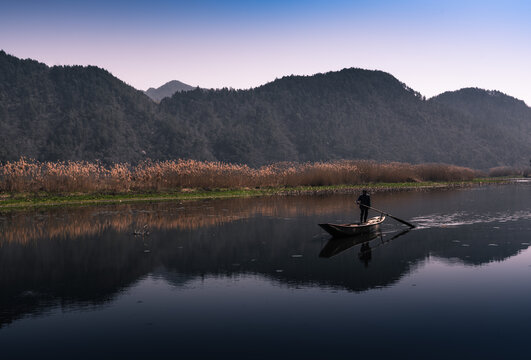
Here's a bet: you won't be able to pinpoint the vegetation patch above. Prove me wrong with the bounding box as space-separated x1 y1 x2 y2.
0 158 482 193
0 180 513 210
0 158 517 209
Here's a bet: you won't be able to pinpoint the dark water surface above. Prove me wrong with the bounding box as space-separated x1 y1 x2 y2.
1 183 530 359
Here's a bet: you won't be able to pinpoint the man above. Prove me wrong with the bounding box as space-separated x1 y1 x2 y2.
356 190 371 224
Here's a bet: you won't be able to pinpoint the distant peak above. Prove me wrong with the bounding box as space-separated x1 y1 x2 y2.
144 80 195 102
433 87 525 105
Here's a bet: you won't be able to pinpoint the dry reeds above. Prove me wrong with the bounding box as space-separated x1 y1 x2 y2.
488 166 522 177
0 158 481 194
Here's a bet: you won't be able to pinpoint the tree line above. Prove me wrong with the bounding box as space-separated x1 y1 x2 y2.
1 50 530 169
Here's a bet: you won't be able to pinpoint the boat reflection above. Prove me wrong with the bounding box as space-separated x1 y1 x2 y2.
319 231 383 258
319 229 412 267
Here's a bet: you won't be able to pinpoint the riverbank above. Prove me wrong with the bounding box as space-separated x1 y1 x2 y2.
0 178 513 210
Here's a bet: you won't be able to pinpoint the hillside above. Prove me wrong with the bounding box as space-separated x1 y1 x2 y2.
1 50 530 168
159 71 530 168
431 88 531 167
144 80 195 102
0 51 163 163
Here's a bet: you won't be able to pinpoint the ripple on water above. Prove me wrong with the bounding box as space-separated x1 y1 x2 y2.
410 210 531 229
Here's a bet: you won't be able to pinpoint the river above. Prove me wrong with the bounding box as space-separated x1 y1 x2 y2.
1 182 530 359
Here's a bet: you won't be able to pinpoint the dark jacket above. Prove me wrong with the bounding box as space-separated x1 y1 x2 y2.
357 194 371 208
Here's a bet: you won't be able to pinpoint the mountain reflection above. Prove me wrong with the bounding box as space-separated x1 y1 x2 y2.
0 191 529 328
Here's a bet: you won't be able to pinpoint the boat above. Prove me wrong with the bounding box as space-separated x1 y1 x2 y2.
318 216 385 238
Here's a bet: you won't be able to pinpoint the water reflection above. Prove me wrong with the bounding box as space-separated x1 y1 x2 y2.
0 195 354 244
0 184 530 331
319 229 413 262
319 230 383 259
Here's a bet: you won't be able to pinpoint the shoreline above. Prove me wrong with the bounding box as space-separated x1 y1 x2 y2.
0 178 516 211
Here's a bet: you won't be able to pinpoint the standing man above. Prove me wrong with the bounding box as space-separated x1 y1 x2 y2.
356 190 371 224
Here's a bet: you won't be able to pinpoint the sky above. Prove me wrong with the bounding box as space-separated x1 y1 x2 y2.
1 0 530 104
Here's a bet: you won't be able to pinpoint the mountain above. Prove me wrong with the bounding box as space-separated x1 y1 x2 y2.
430 88 531 167
158 71 530 168
1 50 530 168
0 51 165 163
144 80 195 102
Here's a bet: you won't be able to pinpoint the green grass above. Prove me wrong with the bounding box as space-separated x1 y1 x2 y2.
0 178 513 210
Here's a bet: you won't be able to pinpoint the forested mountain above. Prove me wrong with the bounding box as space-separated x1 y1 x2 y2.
1 50 529 168
158 71 530 168
144 80 195 102
430 88 531 167
0 51 161 163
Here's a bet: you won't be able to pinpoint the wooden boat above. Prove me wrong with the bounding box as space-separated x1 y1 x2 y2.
319 216 385 238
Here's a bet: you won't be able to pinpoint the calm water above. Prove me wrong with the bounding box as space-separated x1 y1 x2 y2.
1 182 530 359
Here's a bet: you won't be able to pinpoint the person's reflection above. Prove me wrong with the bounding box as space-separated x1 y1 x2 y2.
358 242 372 267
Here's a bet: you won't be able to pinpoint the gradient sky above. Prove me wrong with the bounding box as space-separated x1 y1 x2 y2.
1 0 530 104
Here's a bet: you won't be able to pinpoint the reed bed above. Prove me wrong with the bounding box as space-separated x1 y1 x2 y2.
488 166 523 177
0 158 481 194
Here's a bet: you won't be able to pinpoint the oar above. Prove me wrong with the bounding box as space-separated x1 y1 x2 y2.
363 205 416 228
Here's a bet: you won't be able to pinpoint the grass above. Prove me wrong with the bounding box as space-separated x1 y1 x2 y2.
0 158 516 209
0 179 511 210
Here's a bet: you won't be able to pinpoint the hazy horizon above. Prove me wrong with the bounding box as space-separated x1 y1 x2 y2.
2 0 530 104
